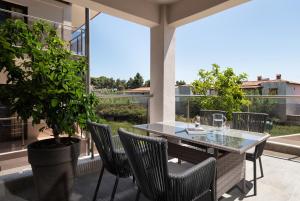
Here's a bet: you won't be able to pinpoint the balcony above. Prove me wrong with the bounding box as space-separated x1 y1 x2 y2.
1 0 300 201
1 91 300 200
0 8 86 56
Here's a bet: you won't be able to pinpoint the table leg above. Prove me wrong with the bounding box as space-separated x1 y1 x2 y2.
213 148 219 159
213 148 219 200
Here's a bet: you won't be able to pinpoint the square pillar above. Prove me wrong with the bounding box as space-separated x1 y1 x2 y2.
150 6 176 123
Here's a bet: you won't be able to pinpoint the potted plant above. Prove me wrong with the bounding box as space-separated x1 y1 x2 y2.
0 19 97 201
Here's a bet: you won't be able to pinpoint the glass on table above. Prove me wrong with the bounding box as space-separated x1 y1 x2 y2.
212 113 227 130
194 115 201 127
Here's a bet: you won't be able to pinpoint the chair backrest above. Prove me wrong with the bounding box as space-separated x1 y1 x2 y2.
199 110 227 126
232 112 268 133
86 121 117 174
255 140 267 158
118 128 169 201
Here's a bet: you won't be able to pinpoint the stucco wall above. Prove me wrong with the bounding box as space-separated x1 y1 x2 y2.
286 84 300 115
6 0 71 24
0 69 7 84
261 82 286 95
260 82 287 121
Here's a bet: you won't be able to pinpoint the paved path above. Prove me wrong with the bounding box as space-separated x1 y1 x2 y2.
269 134 300 146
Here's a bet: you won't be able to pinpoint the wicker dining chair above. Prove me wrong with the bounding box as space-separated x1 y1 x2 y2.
87 121 132 201
232 112 268 195
199 110 227 126
118 128 217 201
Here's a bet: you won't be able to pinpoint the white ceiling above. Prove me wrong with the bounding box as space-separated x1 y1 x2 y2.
146 0 181 5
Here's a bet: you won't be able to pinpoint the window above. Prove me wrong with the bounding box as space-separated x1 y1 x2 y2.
0 0 28 23
268 88 278 95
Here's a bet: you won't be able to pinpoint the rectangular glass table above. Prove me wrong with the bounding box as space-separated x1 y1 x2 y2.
134 121 269 154
134 121 270 198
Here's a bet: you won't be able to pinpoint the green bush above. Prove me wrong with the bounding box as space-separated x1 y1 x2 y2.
96 103 147 124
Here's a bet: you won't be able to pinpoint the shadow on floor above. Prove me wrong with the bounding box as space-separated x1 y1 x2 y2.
1 162 254 201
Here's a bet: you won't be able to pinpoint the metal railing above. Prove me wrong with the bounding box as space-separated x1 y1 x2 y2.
1 92 300 167
95 93 152 123
175 94 300 136
0 8 85 56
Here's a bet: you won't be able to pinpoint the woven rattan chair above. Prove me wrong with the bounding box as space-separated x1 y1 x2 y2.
118 128 217 201
232 112 268 195
199 110 227 126
87 121 132 201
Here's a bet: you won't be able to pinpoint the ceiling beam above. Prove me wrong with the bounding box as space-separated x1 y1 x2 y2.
167 0 249 27
65 0 160 27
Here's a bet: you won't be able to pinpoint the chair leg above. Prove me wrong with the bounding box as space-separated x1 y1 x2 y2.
253 159 257 196
211 169 217 201
135 188 141 201
259 157 264 178
211 184 216 201
133 175 135 183
110 176 119 201
93 165 105 201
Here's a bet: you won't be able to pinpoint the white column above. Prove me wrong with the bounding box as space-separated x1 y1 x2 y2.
150 6 176 123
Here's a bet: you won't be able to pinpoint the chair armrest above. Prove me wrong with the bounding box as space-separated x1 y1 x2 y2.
168 157 216 201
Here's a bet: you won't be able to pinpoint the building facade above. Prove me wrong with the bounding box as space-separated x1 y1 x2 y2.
242 74 300 122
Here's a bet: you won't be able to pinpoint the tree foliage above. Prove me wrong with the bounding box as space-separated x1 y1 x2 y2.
191 64 249 119
127 73 144 89
144 80 150 87
91 73 145 90
91 76 118 89
176 80 186 86
0 19 98 138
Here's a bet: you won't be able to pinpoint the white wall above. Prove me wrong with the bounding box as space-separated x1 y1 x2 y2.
286 84 300 115
6 0 71 24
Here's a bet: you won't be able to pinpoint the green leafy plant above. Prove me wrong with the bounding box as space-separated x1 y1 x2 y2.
0 19 97 140
191 64 250 119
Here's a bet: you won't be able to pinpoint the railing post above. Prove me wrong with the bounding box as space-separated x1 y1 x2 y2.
187 97 190 122
61 24 64 41
85 8 93 159
81 29 84 55
248 97 251 112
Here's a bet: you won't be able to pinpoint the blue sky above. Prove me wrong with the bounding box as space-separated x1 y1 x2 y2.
90 0 300 83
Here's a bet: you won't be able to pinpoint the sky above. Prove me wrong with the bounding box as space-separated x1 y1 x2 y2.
90 0 300 84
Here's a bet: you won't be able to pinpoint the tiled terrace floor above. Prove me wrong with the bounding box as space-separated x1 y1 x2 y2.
1 155 300 201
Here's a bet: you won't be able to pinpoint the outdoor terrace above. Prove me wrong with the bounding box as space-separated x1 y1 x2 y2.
1 1 300 201
1 154 300 201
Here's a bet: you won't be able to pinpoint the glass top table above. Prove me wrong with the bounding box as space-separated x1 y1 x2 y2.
134 121 270 154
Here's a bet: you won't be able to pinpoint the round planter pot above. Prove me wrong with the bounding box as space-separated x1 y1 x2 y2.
28 137 80 201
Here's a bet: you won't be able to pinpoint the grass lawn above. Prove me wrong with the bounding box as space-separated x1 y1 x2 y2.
98 119 147 136
269 125 300 137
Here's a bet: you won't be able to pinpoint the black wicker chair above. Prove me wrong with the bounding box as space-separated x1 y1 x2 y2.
199 110 227 126
232 112 268 195
118 128 217 201
87 121 132 201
